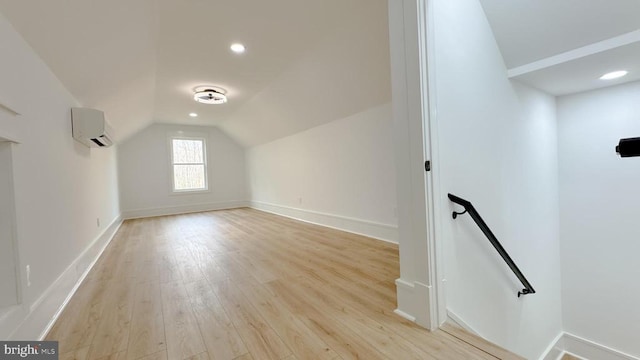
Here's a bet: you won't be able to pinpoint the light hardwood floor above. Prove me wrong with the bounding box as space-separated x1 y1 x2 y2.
46 208 521 360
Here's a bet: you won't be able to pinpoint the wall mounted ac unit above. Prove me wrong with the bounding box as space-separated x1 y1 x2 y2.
71 108 114 147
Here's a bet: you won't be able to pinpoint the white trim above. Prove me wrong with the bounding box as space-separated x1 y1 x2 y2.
169 136 208 193
0 101 20 116
394 278 415 322
507 30 640 78
564 333 639 360
538 332 640 360
421 0 447 328
6 215 122 340
250 201 398 244
0 305 23 339
0 108 20 143
393 308 416 322
0 97 21 143
0 132 19 143
387 0 438 331
169 188 212 197
122 200 249 220
538 332 565 360
394 278 433 327
416 0 439 329
446 310 479 336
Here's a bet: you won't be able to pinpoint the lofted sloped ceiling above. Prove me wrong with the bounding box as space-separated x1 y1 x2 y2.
0 0 390 146
479 0 640 95
0 0 158 140
219 2 390 146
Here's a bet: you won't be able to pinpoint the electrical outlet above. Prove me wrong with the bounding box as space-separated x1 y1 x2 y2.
26 265 31 287
97 217 100 227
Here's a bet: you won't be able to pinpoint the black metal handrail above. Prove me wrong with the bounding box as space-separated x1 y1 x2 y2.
448 193 536 297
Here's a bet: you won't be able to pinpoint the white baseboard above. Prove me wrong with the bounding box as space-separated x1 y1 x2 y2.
446 309 479 335
250 201 398 244
442 312 638 360
539 332 639 360
539 332 565 360
393 308 416 322
122 200 249 219
563 333 639 360
395 278 435 330
6 215 123 340
0 305 23 339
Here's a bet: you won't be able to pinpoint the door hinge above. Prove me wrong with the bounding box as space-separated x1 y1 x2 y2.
425 160 431 172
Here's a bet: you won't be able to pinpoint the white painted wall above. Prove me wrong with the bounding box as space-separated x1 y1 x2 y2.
118 124 247 218
432 0 563 358
247 103 398 242
558 81 640 358
0 12 120 337
0 142 18 308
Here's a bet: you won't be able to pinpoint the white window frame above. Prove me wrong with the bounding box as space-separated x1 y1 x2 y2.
169 135 209 194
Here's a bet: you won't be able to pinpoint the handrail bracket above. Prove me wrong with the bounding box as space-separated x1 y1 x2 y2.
518 288 534 298
452 209 467 219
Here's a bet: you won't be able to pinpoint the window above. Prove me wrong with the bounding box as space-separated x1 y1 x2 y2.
170 137 207 192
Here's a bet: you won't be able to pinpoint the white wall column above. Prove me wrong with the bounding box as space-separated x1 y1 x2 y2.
388 0 441 330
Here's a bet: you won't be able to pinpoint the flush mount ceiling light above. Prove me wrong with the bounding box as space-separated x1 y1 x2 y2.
193 86 227 105
600 70 628 80
189 112 198 117
230 43 246 53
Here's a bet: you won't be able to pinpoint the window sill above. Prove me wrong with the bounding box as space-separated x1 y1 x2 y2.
170 189 211 196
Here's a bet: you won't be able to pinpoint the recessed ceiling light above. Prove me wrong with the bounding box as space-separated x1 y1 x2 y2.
600 70 628 80
189 112 198 117
230 43 246 54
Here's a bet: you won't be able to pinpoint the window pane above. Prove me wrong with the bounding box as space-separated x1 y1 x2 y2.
172 139 203 164
173 164 205 190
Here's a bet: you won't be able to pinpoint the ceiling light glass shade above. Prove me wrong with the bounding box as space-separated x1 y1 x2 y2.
230 43 246 53
194 89 227 104
600 70 628 80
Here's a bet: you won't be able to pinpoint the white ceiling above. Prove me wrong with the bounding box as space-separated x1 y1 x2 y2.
0 0 390 145
0 0 158 140
5 0 633 144
480 0 640 95
511 40 640 96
